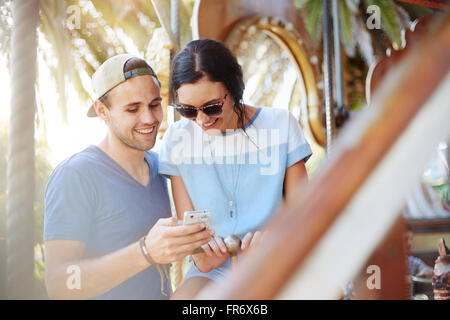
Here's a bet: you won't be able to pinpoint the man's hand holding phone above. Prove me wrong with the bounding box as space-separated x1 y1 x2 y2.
143 216 214 264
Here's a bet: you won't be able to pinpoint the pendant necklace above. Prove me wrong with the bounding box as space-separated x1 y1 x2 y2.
208 132 243 218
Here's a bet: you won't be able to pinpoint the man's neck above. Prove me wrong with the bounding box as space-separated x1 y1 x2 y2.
97 134 149 185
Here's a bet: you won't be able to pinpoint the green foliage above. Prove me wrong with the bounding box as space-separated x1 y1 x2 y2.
296 0 416 56
338 0 356 56
363 0 403 49
396 1 432 19
433 184 450 206
302 0 323 45
293 0 310 9
0 0 12 61
34 242 47 299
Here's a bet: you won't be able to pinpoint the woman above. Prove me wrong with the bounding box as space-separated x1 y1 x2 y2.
159 39 312 298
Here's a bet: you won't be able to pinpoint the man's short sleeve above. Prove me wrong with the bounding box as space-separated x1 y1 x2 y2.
286 111 312 168
44 165 96 242
158 125 182 177
408 256 429 275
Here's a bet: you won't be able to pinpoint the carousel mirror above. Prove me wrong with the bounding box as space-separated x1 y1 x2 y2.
225 17 325 174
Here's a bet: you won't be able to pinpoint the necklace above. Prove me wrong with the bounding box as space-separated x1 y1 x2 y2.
208 132 243 218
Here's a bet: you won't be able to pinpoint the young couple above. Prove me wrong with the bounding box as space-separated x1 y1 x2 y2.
44 39 311 300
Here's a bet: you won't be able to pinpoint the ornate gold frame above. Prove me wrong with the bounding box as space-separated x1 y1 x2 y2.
192 0 326 146
224 16 325 146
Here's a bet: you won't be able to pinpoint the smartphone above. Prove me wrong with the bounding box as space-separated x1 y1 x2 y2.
183 210 211 229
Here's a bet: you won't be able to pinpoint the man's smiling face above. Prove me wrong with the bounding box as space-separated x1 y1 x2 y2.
100 74 163 151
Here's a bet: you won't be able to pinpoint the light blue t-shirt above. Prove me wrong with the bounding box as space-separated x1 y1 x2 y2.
44 145 172 299
159 107 312 279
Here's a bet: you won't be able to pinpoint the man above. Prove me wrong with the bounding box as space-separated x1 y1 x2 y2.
405 227 433 279
44 54 213 299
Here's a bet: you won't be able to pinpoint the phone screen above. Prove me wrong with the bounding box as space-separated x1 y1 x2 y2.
183 210 211 228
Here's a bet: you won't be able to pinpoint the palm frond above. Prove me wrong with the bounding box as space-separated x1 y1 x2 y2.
293 0 310 10
91 0 156 53
339 0 357 57
0 0 13 62
355 14 376 65
299 0 415 55
396 1 432 20
345 0 360 12
363 0 403 49
39 0 71 122
302 0 323 45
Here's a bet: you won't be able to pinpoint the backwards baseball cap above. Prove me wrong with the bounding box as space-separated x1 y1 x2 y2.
87 54 159 117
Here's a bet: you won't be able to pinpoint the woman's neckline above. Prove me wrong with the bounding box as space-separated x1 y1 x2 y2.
219 107 262 136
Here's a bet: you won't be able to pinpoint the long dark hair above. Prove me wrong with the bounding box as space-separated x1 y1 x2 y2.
170 39 248 129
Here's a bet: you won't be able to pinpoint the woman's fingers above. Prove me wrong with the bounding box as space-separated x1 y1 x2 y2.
252 231 263 247
199 236 228 257
240 231 265 251
208 237 223 256
241 232 253 251
214 236 228 254
201 243 213 257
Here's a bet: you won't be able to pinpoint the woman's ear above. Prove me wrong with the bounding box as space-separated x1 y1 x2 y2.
94 100 109 122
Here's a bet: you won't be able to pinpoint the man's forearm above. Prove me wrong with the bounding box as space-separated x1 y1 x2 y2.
46 240 149 299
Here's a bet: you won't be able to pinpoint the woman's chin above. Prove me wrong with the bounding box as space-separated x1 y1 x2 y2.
199 118 222 134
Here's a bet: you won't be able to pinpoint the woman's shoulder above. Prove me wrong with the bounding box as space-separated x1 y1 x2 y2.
160 118 197 154
163 118 195 138
252 107 293 126
168 118 193 130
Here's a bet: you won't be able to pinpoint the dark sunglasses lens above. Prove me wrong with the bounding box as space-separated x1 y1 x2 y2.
203 103 223 116
177 107 197 118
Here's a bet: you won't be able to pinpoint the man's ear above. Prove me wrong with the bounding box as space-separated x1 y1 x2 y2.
94 100 109 122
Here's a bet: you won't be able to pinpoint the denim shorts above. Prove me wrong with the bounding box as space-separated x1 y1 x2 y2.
183 256 232 282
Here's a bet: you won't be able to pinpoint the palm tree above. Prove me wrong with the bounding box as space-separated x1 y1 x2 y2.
1 0 195 125
295 0 432 63
293 0 432 113
6 0 40 299
0 0 12 63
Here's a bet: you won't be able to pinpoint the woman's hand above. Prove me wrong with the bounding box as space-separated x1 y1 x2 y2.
240 231 265 252
192 231 265 272
192 236 229 272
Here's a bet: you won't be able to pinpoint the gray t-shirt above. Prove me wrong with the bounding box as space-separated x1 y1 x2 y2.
44 145 172 299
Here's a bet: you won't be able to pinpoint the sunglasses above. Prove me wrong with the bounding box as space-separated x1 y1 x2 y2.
174 93 228 119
